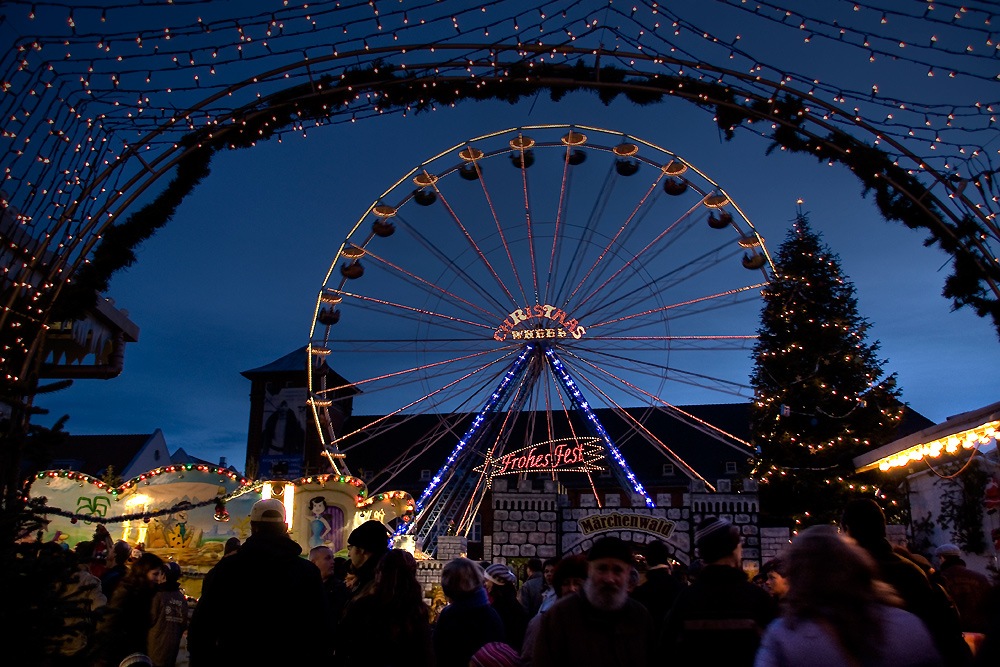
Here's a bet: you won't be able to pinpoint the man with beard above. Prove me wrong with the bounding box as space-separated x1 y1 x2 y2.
533 536 655 667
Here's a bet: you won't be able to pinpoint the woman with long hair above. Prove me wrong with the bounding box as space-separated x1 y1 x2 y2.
337 549 433 667
91 552 165 667
755 525 943 667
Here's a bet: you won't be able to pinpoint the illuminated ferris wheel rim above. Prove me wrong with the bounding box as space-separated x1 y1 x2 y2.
306 123 770 502
315 123 772 291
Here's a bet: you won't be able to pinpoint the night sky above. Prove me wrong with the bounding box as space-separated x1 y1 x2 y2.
16 1 999 473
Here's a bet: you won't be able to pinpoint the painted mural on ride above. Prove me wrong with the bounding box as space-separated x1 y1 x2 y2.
27 466 413 592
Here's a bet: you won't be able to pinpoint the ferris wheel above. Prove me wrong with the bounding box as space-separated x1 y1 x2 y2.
306 124 772 552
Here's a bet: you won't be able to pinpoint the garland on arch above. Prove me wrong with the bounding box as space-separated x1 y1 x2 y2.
49 59 1000 336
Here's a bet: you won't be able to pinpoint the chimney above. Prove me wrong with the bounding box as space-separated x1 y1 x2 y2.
219 456 227 467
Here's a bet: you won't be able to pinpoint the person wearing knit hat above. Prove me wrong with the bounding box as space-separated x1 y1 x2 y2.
534 536 655 667
483 563 528 652
470 642 520 667
346 520 390 601
662 516 777 666
694 516 742 562
484 563 517 586
934 542 991 634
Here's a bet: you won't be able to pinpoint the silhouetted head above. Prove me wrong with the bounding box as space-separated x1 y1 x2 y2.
840 499 886 545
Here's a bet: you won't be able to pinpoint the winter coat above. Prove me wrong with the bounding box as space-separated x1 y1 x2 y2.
337 591 434 667
857 538 969 667
91 579 157 667
754 604 943 667
518 572 547 618
187 532 330 666
661 563 778 667
533 588 655 667
630 566 682 629
938 558 991 633
56 565 108 657
491 593 528 652
433 587 505 667
147 584 189 667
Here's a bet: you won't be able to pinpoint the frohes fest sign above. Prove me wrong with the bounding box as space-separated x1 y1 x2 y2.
579 512 676 540
476 438 604 484
494 304 586 342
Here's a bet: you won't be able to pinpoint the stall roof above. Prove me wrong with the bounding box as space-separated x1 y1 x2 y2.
854 400 1000 473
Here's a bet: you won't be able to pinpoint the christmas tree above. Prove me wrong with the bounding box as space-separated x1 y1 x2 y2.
750 214 905 528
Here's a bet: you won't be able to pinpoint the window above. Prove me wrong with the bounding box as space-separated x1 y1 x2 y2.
420 469 431 481
154 450 161 461
716 479 732 493
724 461 738 474
362 469 374 482
599 467 612 477
661 463 675 477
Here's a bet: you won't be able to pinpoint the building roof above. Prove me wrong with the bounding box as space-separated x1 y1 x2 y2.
172 447 242 474
51 431 158 478
341 403 933 497
240 346 359 394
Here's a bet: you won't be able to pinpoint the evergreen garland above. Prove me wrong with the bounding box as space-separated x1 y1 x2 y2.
42 60 998 335
38 60 998 336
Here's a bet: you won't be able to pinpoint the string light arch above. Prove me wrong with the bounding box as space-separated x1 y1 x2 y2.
3 0 1000 401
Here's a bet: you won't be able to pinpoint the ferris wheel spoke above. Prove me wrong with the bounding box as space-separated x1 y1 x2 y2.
561 171 665 308
336 289 494 335
573 199 704 315
371 418 466 493
560 350 754 452
589 282 769 330
516 144 541 301
571 346 753 398
472 155 531 308
586 335 757 350
580 236 741 324
361 247 502 322
366 399 493 493
429 179 522 309
329 349 519 447
557 359 715 488
395 214 512 314
553 163 618 305
314 347 516 396
542 144 575 306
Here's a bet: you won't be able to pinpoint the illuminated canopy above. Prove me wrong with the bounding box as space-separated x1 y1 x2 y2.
854 401 999 473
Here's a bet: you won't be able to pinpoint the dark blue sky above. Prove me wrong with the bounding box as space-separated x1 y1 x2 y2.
34 92 1000 471
17 1 999 472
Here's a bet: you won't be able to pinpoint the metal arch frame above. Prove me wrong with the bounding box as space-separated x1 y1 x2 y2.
5 42 997 384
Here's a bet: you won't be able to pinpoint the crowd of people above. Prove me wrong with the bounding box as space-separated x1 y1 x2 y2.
46 497 998 667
